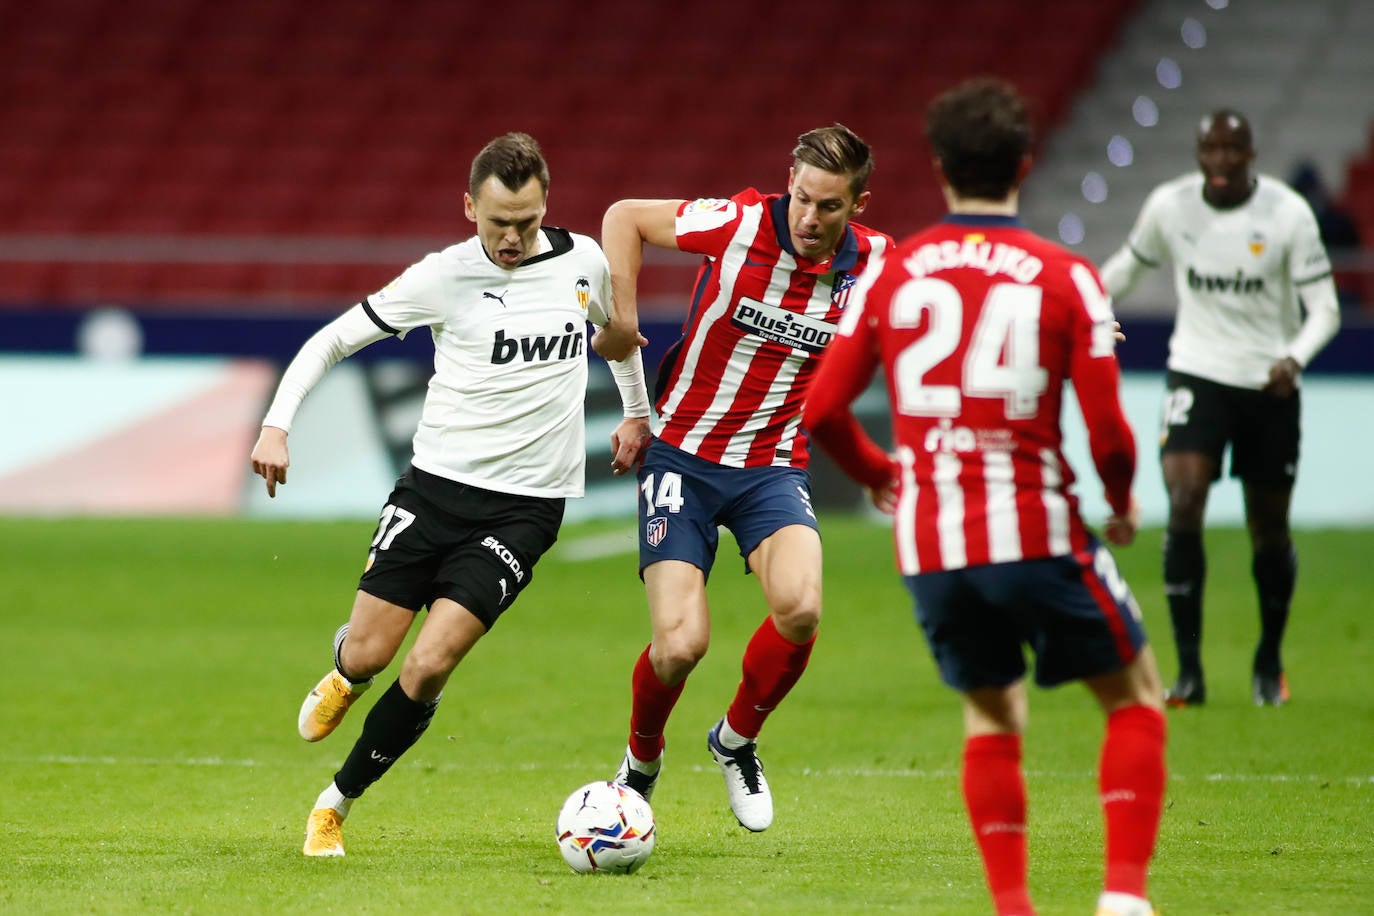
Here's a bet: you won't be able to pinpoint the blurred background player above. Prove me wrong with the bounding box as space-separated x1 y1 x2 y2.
250 133 651 856
592 125 892 832
804 78 1166 916
1101 110 1342 707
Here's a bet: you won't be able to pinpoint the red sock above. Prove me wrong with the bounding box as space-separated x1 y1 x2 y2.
725 617 815 738
963 733 1034 916
627 645 685 762
1100 705 1167 897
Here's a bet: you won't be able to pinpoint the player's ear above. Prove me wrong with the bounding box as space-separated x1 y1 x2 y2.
931 158 948 188
463 192 477 223
852 189 871 216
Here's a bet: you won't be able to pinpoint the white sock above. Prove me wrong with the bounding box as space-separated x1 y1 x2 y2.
626 747 661 774
314 781 354 819
1096 891 1152 916
717 717 752 750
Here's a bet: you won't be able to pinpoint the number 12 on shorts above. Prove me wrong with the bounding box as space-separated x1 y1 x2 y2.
641 472 684 516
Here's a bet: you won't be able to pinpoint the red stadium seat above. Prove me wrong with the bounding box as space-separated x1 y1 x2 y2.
0 0 1142 308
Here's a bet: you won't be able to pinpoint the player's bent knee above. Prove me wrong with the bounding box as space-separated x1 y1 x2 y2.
338 637 395 680
650 637 707 682
771 597 821 641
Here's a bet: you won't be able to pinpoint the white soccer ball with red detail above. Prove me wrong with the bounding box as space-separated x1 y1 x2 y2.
555 780 656 874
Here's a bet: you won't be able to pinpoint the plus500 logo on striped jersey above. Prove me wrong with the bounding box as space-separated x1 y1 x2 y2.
732 298 836 354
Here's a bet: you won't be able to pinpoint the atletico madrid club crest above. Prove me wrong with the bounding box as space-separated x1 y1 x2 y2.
646 516 667 548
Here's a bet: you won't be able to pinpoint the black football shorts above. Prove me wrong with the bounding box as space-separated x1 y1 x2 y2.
357 465 565 629
1158 370 1300 485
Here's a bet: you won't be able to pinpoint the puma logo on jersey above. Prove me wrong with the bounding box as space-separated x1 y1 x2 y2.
482 289 508 306
1187 266 1265 294
490 323 584 364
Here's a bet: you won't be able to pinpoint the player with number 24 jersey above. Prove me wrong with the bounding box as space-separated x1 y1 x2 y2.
810 214 1135 574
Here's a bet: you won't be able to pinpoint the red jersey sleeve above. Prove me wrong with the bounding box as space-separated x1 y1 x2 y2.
1065 261 1136 515
803 291 894 489
674 190 761 258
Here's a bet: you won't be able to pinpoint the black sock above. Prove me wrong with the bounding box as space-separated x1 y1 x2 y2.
1162 529 1205 676
334 679 438 798
1252 543 1297 676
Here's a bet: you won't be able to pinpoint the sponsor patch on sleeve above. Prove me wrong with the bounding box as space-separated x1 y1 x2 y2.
683 198 734 215
677 197 738 234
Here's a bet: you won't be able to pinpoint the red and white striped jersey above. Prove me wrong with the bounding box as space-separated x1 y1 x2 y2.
653 188 891 468
804 215 1136 575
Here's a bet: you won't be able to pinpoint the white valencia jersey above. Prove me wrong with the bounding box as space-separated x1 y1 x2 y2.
1111 173 1333 388
367 228 609 497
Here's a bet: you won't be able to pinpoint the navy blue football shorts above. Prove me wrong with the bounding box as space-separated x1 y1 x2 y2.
636 438 818 579
903 538 1148 690
357 465 564 630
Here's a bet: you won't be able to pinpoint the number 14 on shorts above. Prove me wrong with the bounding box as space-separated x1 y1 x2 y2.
641 472 684 515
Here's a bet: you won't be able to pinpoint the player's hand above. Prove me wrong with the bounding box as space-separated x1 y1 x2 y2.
867 478 899 516
610 417 652 476
592 324 648 362
1263 356 1301 399
1113 319 1126 343
1102 497 1140 546
866 459 900 515
250 426 290 498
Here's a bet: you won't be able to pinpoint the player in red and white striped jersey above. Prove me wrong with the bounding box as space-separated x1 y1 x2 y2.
804 81 1166 916
594 125 891 833
649 187 887 468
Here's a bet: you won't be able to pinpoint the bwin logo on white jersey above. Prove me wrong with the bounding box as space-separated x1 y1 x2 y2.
490 322 584 364
1186 265 1265 295
481 535 525 582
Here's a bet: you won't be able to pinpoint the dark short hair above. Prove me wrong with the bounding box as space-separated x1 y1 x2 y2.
793 124 874 199
925 78 1032 201
470 132 550 197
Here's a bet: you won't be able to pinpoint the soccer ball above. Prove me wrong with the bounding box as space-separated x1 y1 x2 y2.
555 780 656 874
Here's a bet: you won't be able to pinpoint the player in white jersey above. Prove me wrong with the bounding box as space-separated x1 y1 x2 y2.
1101 110 1341 708
249 133 651 857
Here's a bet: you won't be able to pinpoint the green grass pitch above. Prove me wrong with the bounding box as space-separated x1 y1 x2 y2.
2 515 1370 914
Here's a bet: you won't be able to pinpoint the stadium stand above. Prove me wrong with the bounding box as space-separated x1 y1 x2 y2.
0 0 1143 312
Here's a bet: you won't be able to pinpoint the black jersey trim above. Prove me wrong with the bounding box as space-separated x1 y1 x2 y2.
520 227 575 266
1294 270 1333 286
361 298 401 335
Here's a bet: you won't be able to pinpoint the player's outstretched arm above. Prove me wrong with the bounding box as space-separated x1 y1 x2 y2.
595 199 683 361
251 303 391 497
